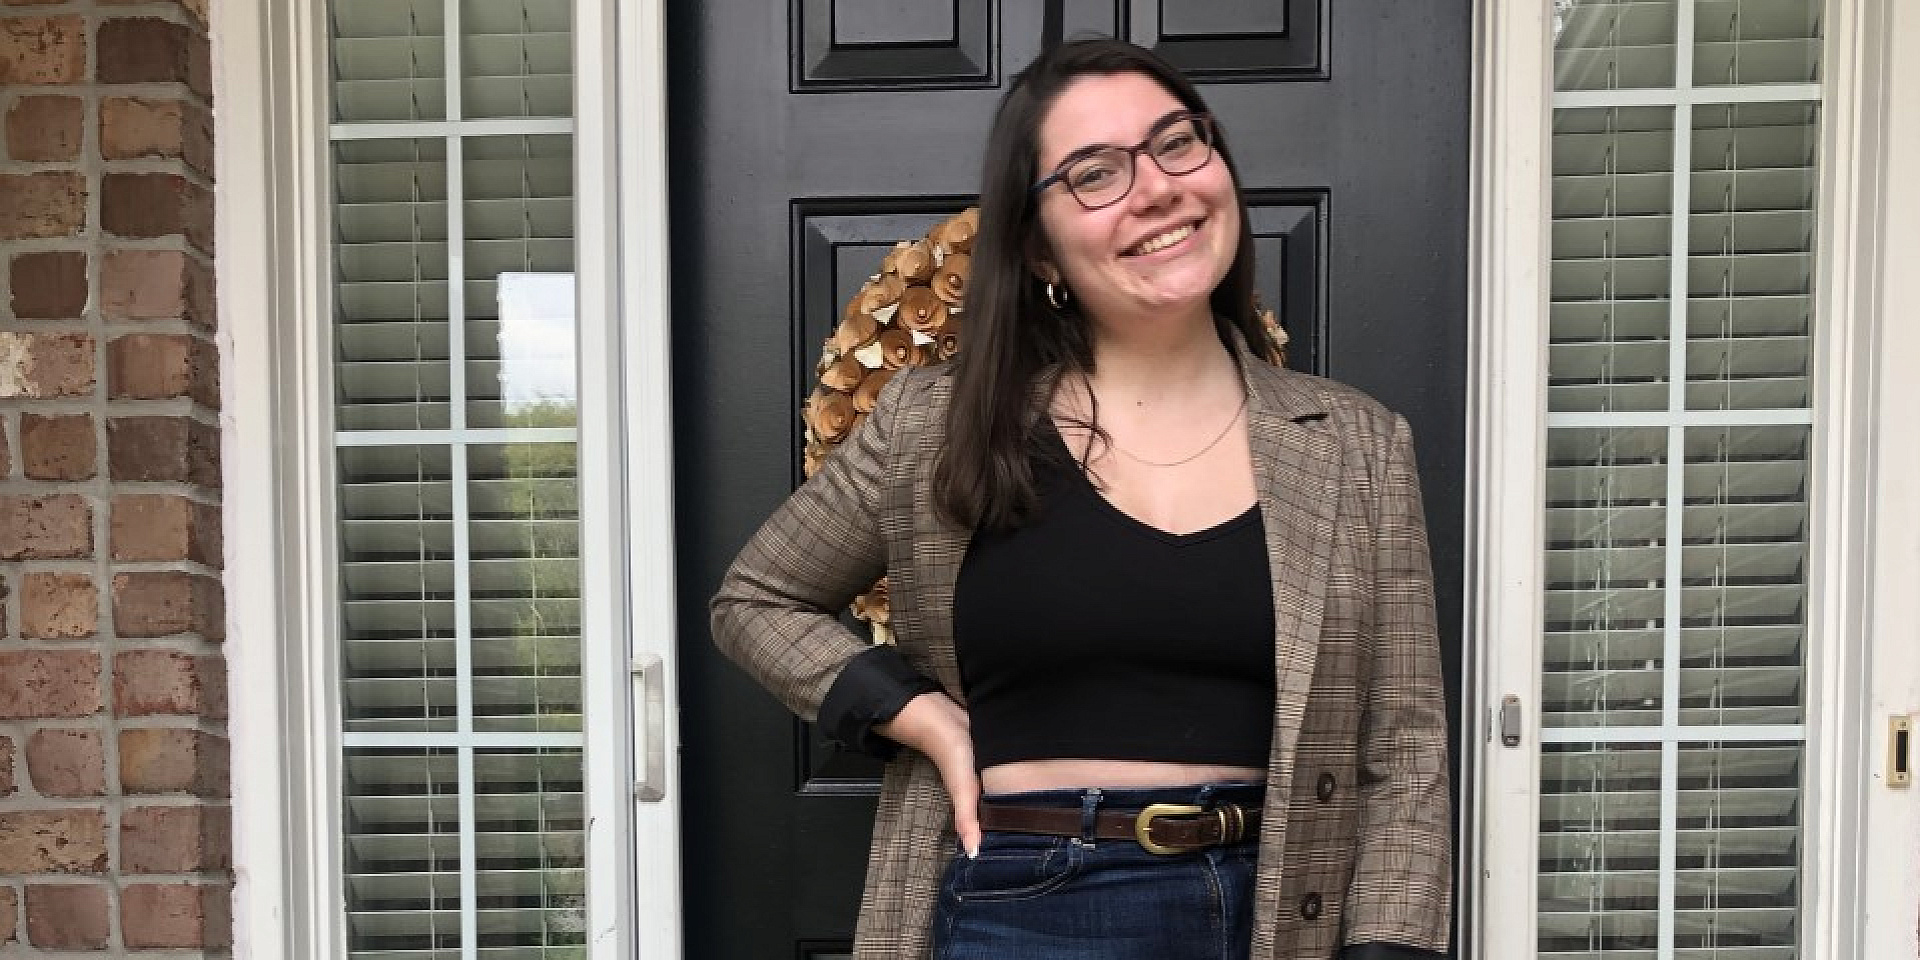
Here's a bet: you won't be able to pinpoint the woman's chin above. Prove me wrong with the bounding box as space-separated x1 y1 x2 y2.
1128 261 1230 306
1118 280 1221 317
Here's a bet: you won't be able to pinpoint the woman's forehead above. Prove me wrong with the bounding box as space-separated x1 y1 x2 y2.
1036 72 1185 167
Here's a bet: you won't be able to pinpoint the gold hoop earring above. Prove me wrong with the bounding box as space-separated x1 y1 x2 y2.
1045 280 1071 310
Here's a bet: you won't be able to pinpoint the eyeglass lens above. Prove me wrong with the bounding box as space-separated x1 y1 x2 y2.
1064 115 1213 210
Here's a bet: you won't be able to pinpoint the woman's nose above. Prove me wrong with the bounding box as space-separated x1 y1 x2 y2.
1127 152 1179 210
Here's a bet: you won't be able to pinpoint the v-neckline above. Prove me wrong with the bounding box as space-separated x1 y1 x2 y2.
1044 420 1260 546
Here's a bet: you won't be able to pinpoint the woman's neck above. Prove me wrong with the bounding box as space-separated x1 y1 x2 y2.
1082 305 1238 406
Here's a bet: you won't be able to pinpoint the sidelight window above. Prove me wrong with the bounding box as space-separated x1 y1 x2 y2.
327 0 586 956
1542 1 1822 958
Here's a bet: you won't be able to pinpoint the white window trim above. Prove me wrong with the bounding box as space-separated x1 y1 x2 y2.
1802 0 1892 956
1466 0 1919 957
1851 0 1920 954
1463 1 1551 957
217 0 342 952
585 0 686 955
216 0 680 956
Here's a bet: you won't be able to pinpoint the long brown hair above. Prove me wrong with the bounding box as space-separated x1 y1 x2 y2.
933 38 1264 531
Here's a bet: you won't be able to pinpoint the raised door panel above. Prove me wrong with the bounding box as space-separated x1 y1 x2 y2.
1126 0 1327 80
795 0 995 89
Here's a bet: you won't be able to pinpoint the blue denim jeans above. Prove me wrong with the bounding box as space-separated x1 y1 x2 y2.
932 783 1264 960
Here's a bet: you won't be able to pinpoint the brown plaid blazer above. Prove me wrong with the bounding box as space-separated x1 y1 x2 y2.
711 339 1453 959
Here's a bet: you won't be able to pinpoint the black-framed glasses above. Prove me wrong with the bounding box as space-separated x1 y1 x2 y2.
1029 111 1218 211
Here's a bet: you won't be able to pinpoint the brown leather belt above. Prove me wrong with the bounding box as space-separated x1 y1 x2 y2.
978 801 1260 855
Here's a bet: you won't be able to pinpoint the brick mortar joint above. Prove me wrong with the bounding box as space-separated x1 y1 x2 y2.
111 637 228 653
99 162 215 189
107 718 227 733
107 796 229 808
1 81 204 95
0 324 97 337
103 404 221 425
0 798 110 814
0 238 106 256
0 481 220 496
101 327 217 343
108 558 224 572
99 322 216 339
89 236 213 259
0 162 88 177
1 718 113 731
0 405 102 421
127 486 230 506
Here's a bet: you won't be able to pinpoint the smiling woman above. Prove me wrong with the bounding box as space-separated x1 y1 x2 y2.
1027 79 1243 342
711 37 1452 960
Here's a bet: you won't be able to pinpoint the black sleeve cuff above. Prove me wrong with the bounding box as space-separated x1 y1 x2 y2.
817 645 943 759
1340 944 1447 960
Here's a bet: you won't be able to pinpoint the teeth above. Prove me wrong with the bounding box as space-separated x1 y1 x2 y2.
1131 224 1194 255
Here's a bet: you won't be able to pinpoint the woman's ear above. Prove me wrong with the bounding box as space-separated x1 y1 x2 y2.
1023 231 1058 285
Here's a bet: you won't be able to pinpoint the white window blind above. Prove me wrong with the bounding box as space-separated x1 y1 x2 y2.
1542 1 1819 957
329 1 583 957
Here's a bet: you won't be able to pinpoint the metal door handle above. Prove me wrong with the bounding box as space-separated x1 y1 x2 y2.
1500 695 1523 748
1892 715 1913 788
633 655 666 802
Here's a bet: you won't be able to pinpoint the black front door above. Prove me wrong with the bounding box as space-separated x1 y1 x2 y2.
669 3 1471 957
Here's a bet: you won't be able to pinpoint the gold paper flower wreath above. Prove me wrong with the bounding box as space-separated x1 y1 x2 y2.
802 206 1290 641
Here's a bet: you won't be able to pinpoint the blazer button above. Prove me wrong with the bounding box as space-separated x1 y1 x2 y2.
1299 892 1323 920
1316 772 1337 802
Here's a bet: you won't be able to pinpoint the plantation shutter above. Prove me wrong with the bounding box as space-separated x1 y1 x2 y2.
330 0 586 956
1540 1 1821 957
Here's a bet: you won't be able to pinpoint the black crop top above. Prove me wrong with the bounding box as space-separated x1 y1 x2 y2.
952 428 1276 769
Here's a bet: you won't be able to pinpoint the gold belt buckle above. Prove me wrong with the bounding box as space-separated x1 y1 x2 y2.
1134 802 1249 854
1133 803 1205 855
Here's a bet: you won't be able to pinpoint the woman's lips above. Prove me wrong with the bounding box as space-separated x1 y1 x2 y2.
1122 218 1203 258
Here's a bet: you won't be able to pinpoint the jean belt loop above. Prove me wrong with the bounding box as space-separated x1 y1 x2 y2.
1078 788 1103 844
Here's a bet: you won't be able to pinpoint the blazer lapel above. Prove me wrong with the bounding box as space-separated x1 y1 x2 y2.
1241 353 1340 792
902 375 972 698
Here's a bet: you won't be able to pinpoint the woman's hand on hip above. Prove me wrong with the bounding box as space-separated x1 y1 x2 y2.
876 692 981 856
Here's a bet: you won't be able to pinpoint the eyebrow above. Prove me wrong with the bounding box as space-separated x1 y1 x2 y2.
1046 108 1193 171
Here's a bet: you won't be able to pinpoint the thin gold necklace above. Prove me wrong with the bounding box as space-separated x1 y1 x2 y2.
1110 390 1248 468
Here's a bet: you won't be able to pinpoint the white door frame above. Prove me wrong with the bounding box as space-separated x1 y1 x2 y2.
1462 0 1551 956
217 0 342 952
1850 0 1920 954
581 0 685 955
1465 0 1920 957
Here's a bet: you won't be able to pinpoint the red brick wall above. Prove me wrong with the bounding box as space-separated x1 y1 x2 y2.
0 0 227 951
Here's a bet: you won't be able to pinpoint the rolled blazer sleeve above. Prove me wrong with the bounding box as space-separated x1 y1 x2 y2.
709 370 938 752
1342 414 1453 952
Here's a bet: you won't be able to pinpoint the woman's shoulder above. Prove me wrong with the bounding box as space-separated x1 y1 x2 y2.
864 365 957 451
875 364 954 416
1246 361 1405 437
